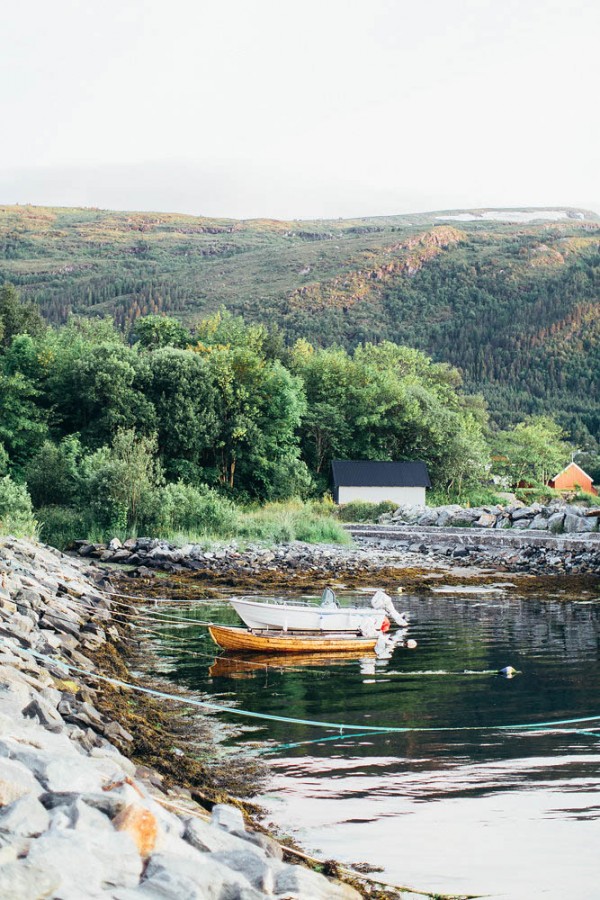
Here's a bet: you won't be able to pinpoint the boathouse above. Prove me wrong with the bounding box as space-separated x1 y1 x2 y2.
331 459 431 506
547 462 598 496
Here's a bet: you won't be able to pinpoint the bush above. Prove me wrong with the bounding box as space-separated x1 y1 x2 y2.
514 483 561 505
37 505 91 550
337 500 397 522
158 482 239 536
427 486 504 507
0 476 37 538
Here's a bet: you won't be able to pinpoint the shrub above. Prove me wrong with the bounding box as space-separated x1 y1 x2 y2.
337 500 397 522
0 476 37 538
37 505 91 550
159 482 239 536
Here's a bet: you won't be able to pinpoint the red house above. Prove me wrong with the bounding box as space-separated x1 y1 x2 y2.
547 462 598 496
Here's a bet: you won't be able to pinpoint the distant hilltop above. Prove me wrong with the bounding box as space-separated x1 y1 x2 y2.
1 202 599 441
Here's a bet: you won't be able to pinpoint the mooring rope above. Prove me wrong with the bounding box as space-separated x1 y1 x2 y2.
5 641 600 739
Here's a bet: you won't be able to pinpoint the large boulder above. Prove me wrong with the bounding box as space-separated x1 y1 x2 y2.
563 513 597 533
547 512 565 533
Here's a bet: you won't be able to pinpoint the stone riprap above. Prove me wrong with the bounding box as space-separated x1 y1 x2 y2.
379 501 600 534
0 538 360 899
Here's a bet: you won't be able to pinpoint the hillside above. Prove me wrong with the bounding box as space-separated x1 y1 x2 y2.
1 204 599 440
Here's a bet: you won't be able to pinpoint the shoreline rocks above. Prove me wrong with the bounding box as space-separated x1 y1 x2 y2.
73 515 600 581
0 537 361 899
379 500 600 534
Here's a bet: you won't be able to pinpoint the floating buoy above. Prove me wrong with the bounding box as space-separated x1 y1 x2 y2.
406 639 417 649
499 665 518 678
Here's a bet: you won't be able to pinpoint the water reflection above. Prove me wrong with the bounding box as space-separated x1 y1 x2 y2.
146 588 600 899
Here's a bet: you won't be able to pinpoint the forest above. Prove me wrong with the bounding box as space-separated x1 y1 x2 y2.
0 281 591 548
1 204 599 452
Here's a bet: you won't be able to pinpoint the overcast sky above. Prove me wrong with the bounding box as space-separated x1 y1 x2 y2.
1 0 598 219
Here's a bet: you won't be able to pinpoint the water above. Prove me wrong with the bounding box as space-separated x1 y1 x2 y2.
146 587 600 899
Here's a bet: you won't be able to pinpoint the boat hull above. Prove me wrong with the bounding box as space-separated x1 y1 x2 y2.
229 597 385 632
208 625 378 653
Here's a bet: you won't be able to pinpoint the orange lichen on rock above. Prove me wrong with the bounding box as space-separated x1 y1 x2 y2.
113 804 159 857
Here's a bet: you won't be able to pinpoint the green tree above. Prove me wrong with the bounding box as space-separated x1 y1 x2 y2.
492 416 572 486
132 315 191 349
0 283 45 348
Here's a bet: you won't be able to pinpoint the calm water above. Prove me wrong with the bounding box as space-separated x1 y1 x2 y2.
146 586 600 899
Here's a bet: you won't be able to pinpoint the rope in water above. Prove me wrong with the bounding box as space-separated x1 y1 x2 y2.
6 641 600 738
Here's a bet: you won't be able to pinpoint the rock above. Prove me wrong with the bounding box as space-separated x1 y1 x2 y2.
529 515 549 530
416 510 439 526
109 538 123 551
113 803 159 857
232 827 284 860
563 513 593 534
142 852 260 900
0 792 50 836
210 849 275 893
547 512 565 533
0 860 62 900
474 513 497 528
211 802 246 833
184 815 261 855
26 827 143 894
0 758 41 807
43 757 105 794
275 864 362 899
22 697 64 733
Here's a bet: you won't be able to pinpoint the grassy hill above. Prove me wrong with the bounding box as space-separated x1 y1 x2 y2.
1 203 599 440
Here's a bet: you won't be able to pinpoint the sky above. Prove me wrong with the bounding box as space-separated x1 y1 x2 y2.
1 0 598 220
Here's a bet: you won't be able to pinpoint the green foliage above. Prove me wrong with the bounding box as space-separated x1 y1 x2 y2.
237 501 351 545
427 486 504 507
0 370 47 470
36 505 91 549
0 475 37 537
337 500 397 522
131 315 191 349
158 481 239 536
492 416 572 486
23 435 87 507
82 430 164 532
0 282 45 348
0 444 8 477
291 340 489 493
514 484 562 504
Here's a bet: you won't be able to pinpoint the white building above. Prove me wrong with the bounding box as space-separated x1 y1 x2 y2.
331 459 431 506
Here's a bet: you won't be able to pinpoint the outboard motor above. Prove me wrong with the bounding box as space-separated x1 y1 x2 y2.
320 587 339 608
371 590 409 628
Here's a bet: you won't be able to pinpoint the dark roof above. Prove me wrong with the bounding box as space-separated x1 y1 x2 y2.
331 460 431 488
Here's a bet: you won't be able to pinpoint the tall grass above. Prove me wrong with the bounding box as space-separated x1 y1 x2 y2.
38 498 351 550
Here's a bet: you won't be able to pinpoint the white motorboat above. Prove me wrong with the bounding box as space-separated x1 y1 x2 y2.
229 589 408 634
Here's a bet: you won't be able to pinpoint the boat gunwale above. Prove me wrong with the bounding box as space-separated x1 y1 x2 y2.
208 624 379 653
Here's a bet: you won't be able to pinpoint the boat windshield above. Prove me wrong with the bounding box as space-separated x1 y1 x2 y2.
320 587 339 608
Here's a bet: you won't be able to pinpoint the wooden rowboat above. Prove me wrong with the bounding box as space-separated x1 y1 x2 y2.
208 624 378 654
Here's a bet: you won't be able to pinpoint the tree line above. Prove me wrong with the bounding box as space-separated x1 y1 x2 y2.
0 283 595 544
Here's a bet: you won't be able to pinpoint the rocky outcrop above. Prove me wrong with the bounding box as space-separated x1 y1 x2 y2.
0 538 360 899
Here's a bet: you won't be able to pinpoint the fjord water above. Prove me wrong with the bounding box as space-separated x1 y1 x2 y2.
150 589 600 899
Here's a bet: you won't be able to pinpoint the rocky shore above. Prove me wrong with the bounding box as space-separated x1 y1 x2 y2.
0 537 361 899
73 506 600 584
